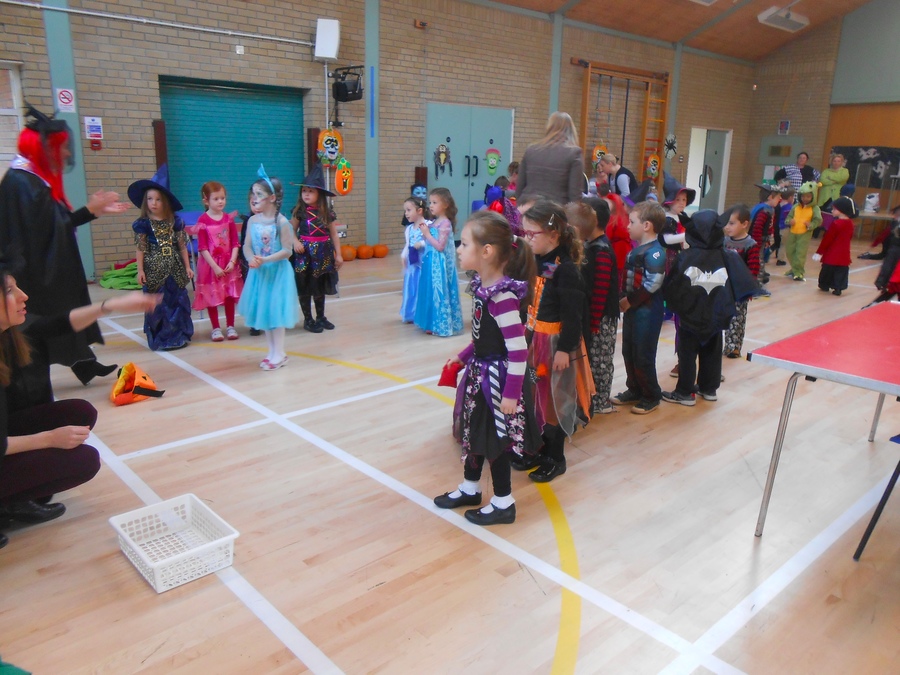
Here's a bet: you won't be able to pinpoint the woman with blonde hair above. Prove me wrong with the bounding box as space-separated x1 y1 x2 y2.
515 111 585 206
597 153 638 199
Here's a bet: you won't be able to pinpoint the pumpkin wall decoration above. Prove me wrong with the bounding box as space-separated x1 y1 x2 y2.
356 245 374 260
334 156 353 196
341 244 357 261
373 244 389 258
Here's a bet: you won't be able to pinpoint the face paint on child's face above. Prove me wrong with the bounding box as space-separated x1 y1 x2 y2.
205 189 226 214
250 186 273 213
301 186 319 206
412 185 428 200
146 189 164 217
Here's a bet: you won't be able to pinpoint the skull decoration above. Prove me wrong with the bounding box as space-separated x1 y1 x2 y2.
317 127 344 168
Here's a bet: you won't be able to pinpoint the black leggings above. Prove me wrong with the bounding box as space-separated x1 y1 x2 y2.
1 400 100 504
463 453 511 497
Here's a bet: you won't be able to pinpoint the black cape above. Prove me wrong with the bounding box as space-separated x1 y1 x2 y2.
663 209 759 341
0 168 101 365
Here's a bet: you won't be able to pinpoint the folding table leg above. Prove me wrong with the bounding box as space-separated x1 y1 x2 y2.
854 457 900 561
756 372 803 536
868 393 886 442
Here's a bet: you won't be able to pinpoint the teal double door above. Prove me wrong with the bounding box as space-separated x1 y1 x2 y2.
425 103 514 235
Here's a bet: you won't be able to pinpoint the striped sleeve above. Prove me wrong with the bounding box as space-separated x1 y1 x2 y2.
746 244 760 278
489 290 528 400
591 249 615 333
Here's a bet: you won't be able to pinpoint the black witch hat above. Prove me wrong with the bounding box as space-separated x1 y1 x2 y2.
298 163 336 197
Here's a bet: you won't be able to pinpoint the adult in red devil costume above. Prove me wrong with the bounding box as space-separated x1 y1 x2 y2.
0 106 129 386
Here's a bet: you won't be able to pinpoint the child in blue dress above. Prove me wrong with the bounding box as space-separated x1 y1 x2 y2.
128 169 194 351
414 187 463 337
237 166 299 370
400 196 427 323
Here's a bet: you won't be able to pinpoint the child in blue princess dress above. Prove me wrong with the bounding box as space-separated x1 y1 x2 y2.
400 196 427 323
414 187 463 337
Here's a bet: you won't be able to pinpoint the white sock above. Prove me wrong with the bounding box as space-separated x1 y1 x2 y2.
271 327 285 362
447 480 480 499
491 494 515 510
264 330 275 362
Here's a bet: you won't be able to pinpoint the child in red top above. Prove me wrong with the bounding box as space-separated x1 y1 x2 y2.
813 196 856 296
192 181 243 341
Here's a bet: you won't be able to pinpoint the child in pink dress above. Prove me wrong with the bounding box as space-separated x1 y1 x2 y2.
192 181 243 341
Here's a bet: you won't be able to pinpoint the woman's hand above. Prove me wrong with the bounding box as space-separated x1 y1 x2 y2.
499 397 517 415
552 351 570 372
107 291 161 314
87 190 130 216
48 425 91 450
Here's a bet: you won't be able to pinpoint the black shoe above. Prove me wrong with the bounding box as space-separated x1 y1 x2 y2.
858 252 878 260
510 454 542 471
433 491 482 509
35 495 54 505
315 317 335 330
71 359 118 386
611 390 641 405
0 532 7 549
832 289 842 296
304 318 323 334
464 503 516 525
775 260 787 266
529 459 566 483
249 328 262 336
0 500 66 525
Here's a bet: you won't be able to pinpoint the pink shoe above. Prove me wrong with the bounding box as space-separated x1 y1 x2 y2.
225 326 239 340
261 356 288 371
259 358 270 369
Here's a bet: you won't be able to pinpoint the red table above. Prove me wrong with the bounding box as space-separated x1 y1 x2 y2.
748 301 900 537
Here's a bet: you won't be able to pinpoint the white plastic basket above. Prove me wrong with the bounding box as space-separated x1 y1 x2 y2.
109 493 239 593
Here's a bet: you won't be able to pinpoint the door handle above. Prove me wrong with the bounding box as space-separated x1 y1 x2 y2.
464 155 470 177
473 156 479 177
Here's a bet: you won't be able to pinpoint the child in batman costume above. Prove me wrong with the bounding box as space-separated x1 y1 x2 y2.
661 209 758 405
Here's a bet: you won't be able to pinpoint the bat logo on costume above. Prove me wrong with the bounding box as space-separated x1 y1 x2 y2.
684 266 728 294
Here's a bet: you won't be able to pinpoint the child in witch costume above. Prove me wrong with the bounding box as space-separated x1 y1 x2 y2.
813 197 856 296
291 164 343 333
129 166 194 351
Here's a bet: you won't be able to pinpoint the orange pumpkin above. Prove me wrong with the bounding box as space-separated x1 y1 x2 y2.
357 245 374 260
341 244 356 261
373 244 389 258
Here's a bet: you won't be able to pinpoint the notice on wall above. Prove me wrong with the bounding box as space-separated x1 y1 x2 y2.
55 88 76 113
83 116 103 140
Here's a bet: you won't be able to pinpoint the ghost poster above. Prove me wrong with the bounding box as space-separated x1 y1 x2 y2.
831 146 900 189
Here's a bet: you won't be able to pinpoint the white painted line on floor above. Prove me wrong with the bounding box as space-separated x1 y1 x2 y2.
658 473 890 675
119 377 439 462
92 433 344 674
339 278 401 289
101 317 740 674
329 290 400 303
849 263 880 274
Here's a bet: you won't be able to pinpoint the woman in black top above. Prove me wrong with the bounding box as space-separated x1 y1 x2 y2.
0 261 159 549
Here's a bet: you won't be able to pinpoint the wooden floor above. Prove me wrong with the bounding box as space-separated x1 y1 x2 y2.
1 241 898 674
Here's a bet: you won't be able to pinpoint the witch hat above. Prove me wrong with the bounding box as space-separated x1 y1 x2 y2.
662 173 696 206
127 163 183 212
298 162 336 197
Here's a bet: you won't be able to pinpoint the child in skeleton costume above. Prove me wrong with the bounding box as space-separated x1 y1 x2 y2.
291 164 343 333
434 211 540 526
512 201 594 483
722 204 760 358
574 199 619 414
129 170 194 351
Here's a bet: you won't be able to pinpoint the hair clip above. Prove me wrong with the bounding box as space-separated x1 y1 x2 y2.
547 213 555 230
257 164 275 193
511 235 518 248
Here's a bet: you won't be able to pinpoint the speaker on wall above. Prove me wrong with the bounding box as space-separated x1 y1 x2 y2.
314 19 340 61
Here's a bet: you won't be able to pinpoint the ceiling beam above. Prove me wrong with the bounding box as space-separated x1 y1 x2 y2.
677 0 759 45
557 0 585 14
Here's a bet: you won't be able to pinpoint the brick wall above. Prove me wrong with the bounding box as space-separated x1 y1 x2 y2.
1 1 845 273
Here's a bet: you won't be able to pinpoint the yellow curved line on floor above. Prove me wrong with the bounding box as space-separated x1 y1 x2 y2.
206 341 581 671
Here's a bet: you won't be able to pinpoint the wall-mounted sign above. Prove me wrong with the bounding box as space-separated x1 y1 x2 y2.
55 88 76 113
83 116 102 140
777 120 790 136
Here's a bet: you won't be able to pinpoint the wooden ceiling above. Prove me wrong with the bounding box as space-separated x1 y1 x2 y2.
490 0 873 61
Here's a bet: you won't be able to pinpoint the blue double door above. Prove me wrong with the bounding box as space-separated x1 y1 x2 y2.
425 103 514 236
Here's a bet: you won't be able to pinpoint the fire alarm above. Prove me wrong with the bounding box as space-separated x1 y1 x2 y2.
90 139 102 151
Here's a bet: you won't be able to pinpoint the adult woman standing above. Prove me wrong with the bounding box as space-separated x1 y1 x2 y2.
0 260 159 549
515 112 585 206
597 153 639 199
818 153 849 211
0 107 129 386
